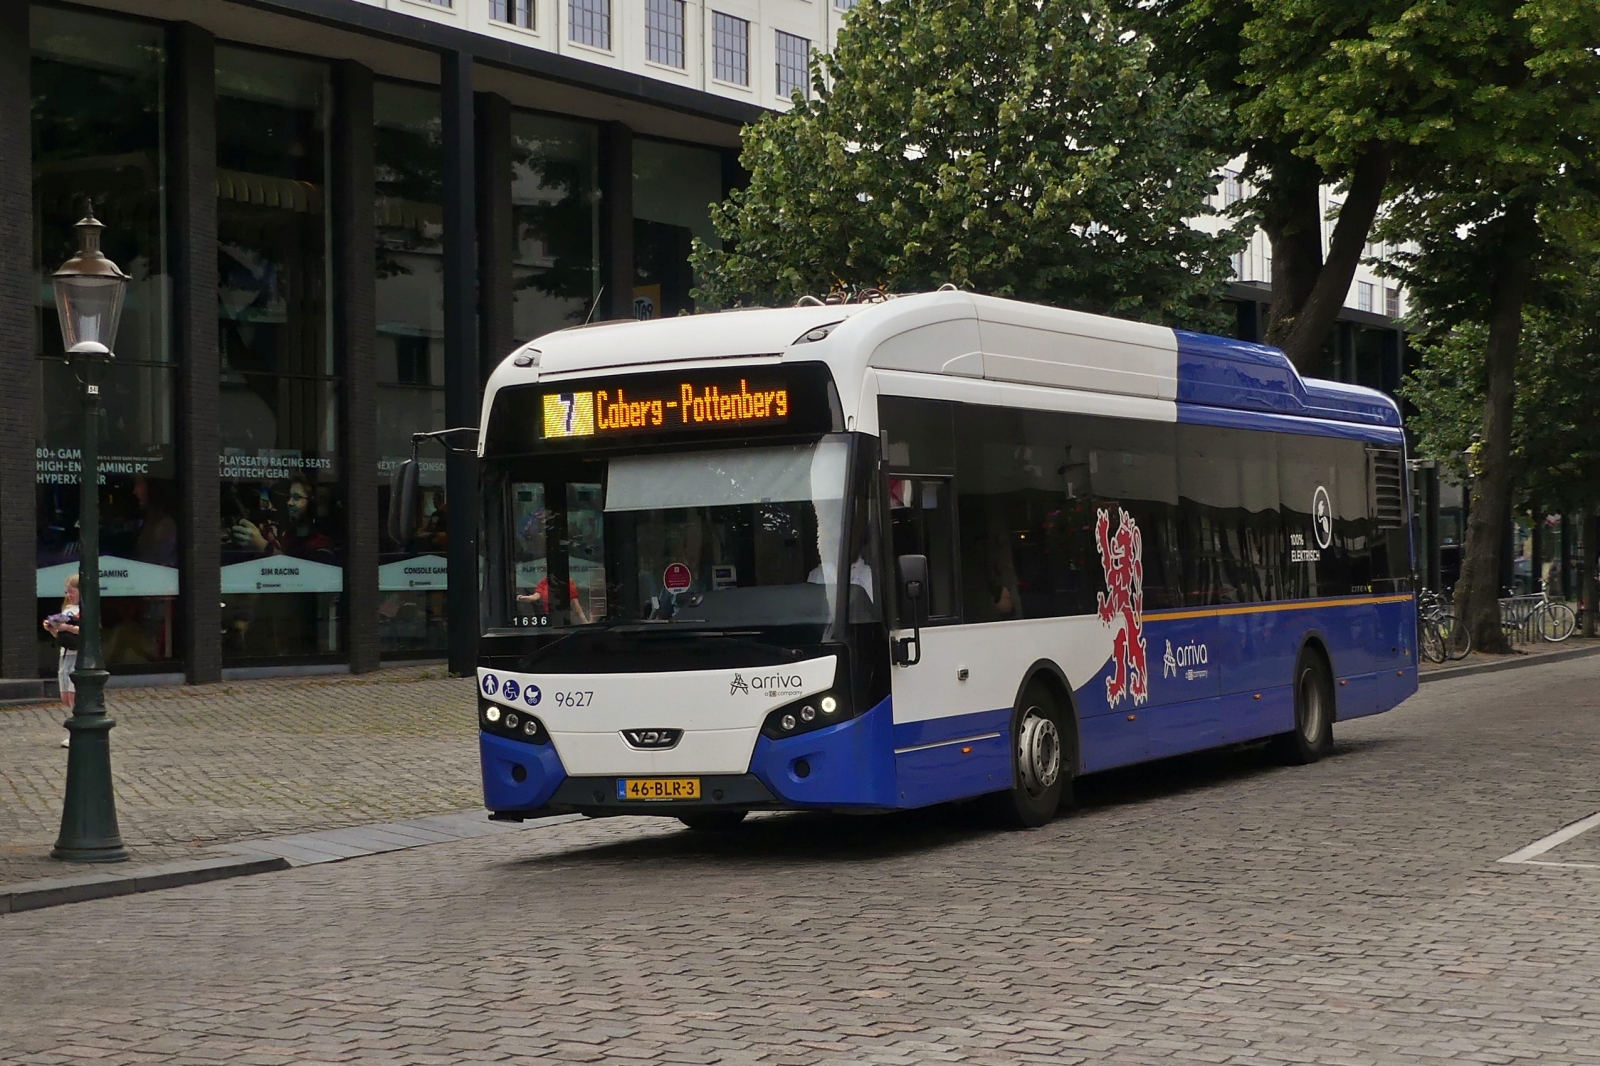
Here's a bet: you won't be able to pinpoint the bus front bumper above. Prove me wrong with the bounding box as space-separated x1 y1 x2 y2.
480 698 898 818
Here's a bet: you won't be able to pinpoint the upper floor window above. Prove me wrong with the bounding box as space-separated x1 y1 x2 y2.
775 30 810 100
646 0 686 68
491 0 533 29
1357 281 1375 314
835 0 858 8
1385 287 1401 319
1222 170 1244 206
570 0 610 49
713 11 749 86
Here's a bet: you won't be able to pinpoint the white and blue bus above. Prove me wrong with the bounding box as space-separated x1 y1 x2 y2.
466 291 1416 829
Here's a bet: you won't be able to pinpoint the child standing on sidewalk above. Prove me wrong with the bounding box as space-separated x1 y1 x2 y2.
42 573 81 748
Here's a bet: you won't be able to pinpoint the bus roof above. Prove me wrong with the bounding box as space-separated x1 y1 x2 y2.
483 291 1401 438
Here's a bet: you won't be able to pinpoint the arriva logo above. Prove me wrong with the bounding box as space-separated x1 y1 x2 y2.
1162 639 1210 681
729 671 804 696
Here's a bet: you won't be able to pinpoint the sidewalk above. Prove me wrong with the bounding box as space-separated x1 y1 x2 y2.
1417 633 1600 676
0 666 480 885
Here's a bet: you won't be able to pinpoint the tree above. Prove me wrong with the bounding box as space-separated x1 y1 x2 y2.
1131 1 1561 376
691 0 1242 330
1380 1 1600 651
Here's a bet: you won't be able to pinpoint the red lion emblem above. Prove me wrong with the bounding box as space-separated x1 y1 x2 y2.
1096 507 1148 709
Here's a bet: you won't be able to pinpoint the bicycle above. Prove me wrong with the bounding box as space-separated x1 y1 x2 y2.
1418 588 1472 662
1531 590 1577 643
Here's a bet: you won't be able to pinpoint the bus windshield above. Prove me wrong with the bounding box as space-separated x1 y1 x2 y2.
493 438 874 631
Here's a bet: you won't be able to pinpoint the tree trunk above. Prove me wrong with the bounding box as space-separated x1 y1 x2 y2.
1452 199 1538 654
1259 150 1323 347
1276 144 1393 375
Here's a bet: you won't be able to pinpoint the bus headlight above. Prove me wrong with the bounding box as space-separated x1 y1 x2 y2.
481 699 549 744
761 692 853 740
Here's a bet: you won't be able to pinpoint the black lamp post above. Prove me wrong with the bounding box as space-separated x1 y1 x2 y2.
49 205 129 863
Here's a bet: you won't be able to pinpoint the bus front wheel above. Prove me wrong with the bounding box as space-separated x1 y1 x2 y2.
1271 649 1334 765
992 682 1072 828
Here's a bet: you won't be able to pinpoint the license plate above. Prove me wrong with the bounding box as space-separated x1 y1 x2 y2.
618 778 701 801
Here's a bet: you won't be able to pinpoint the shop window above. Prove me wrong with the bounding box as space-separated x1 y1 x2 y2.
632 138 721 319
511 112 600 342
375 82 448 657
31 6 178 675
216 47 343 661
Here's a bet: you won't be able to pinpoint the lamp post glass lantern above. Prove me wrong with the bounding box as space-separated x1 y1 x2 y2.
49 205 129 863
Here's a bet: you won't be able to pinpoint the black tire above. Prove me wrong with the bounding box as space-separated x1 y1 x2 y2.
990 681 1073 829
1420 619 1446 664
1440 610 1473 660
1271 648 1334 765
677 811 748 832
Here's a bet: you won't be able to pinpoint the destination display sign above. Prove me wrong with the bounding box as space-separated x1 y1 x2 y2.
483 364 840 456
542 378 790 439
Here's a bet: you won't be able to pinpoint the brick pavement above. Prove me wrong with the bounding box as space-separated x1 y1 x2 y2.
0 666 480 883
3 658 1600 1063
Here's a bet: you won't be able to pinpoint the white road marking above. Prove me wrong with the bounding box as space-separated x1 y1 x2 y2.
1497 810 1600 867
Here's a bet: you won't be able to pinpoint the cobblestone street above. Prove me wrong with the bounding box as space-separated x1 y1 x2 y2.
3 658 1600 1063
0 667 479 883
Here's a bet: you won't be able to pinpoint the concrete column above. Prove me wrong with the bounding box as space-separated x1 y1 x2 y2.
441 50 479 676
169 23 222 684
334 61 379 674
476 92 514 383
0 2 36 679
599 122 634 321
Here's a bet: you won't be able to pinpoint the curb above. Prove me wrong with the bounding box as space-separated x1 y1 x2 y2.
1420 641 1600 684
0 810 583 915
1 854 290 914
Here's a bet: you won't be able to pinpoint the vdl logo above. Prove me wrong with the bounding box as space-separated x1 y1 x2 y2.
481 673 499 696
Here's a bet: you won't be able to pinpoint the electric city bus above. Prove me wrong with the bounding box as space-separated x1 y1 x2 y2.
453 290 1416 829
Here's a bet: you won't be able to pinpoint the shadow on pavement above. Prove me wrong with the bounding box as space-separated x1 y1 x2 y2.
504 734 1395 869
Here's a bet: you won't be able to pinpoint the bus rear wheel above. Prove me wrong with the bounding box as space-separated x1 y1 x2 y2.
1271 649 1333 765
677 811 748 832
991 683 1071 828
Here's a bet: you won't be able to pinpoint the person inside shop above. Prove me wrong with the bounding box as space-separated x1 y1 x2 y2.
230 477 337 562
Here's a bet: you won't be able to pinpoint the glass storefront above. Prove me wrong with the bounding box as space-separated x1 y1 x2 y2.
216 47 343 660
31 6 177 675
15 5 732 678
632 138 720 319
510 111 600 342
374 81 448 656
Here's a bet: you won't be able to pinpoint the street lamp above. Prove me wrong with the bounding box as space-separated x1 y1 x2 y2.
49 204 129 863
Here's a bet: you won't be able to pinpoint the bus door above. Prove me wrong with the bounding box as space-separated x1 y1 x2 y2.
887 474 1011 803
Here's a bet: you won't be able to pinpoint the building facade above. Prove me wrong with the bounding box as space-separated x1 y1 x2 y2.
1 0 852 687
4 1 1432 690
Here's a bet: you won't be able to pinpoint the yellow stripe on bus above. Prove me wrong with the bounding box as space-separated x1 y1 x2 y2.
1144 593 1413 622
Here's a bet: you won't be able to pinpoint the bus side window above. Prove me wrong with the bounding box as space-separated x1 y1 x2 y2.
888 475 959 622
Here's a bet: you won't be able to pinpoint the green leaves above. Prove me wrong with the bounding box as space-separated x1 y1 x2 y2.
691 0 1244 330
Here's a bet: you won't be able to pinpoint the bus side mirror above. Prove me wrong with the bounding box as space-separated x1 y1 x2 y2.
387 458 419 544
893 554 928 667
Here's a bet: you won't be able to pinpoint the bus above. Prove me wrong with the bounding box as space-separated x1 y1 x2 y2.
459 290 1416 830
